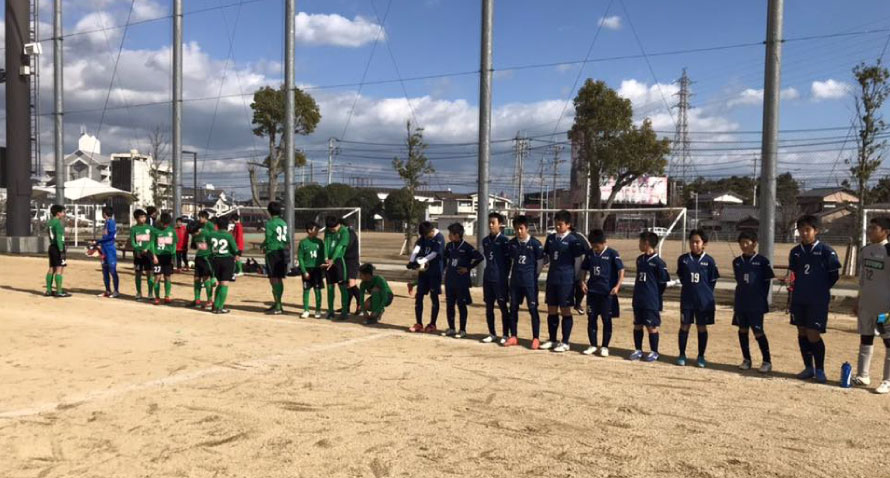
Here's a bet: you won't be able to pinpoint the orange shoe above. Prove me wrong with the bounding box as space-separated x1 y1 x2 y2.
408 323 425 333
164 297 173 304
504 336 519 347
531 338 541 350
423 324 438 334
153 297 161 305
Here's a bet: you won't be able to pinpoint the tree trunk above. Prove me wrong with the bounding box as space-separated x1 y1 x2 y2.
249 167 263 209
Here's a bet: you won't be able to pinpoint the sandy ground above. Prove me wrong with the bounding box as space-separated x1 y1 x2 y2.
0 254 887 478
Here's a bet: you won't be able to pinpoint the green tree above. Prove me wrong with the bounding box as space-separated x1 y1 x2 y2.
384 187 425 232
321 183 357 207
569 79 671 227
392 121 434 245
870 176 890 204
294 184 325 208
777 172 801 241
848 61 890 244
346 189 384 229
248 85 321 208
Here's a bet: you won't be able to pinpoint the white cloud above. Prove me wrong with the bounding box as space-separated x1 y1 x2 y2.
726 87 800 107
293 12 384 47
598 15 622 30
617 79 679 109
555 63 575 74
811 79 851 101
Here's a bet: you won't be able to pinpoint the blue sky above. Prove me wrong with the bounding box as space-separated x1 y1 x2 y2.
5 0 890 195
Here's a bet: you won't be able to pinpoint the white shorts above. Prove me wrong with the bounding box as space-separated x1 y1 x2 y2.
858 311 890 338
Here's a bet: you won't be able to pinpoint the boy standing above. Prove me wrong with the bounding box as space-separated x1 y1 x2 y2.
732 231 775 373
506 216 545 348
542 210 586 353
676 229 720 368
209 215 240 314
442 223 484 338
152 212 178 305
786 215 841 383
175 217 189 271
579 229 624 357
45 205 70 297
262 202 288 314
358 263 394 325
629 231 669 362
93 206 120 298
853 217 890 394
130 209 155 301
190 210 216 308
323 216 351 320
298 222 326 318
407 221 446 333
481 212 511 344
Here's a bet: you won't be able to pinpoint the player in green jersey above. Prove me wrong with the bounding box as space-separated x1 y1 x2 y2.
45 204 70 297
323 215 351 320
151 212 178 304
189 210 216 308
298 222 326 318
210 215 241 314
129 209 156 301
262 202 289 314
358 263 393 325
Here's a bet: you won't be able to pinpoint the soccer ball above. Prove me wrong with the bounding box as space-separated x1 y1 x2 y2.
86 245 102 257
416 261 429 272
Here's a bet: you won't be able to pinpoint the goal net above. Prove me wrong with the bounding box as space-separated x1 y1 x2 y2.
223 206 362 257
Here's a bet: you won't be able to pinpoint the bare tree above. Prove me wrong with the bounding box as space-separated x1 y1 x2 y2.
146 125 170 209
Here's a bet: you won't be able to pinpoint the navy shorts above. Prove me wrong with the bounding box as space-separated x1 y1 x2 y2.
681 309 715 326
545 283 574 308
483 280 508 305
732 311 765 332
587 293 613 320
445 282 472 305
634 309 661 327
790 302 828 333
510 285 538 310
416 272 442 296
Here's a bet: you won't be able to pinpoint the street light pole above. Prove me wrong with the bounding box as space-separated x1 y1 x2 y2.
184 150 197 216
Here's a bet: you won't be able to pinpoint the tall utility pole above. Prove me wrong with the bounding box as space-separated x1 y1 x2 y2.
30 0 40 177
671 68 692 205
284 0 297 259
476 0 494 286
327 137 336 185
6 0 32 236
758 0 784 304
172 0 183 218
53 0 64 202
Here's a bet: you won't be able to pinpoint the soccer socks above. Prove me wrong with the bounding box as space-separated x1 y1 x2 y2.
811 339 826 371
271 283 284 309
633 328 644 351
485 301 497 336
798 335 814 369
45 273 54 293
738 331 751 361
54 274 64 294
414 295 424 325
458 303 468 332
429 293 440 326
204 280 214 302
164 279 172 298
755 334 771 363
587 313 598 346
339 285 350 313
678 329 689 356
147 276 155 298
349 286 360 311
601 316 612 348
314 288 323 312
697 331 709 357
214 285 229 310
498 299 509 337
302 287 311 311
884 342 890 382
529 307 540 339
153 279 161 298
327 285 336 313
194 281 202 301
446 296 456 330
858 344 874 378
649 332 660 354
547 314 559 342
561 315 573 344
135 274 143 296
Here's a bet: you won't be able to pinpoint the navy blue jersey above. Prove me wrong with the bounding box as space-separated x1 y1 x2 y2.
677 253 720 311
633 253 670 311
482 233 511 283
543 232 585 285
415 232 446 278
732 253 775 314
581 247 624 295
788 240 840 306
508 236 544 288
444 240 484 285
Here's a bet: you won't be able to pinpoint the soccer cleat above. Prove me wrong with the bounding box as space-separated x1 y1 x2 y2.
759 362 772 373
582 346 598 356
530 338 540 350
504 336 519 347
135 293 143 301
214 308 231 315
852 375 871 386
153 298 161 305
423 324 438 334
814 369 828 384
796 368 816 380
481 334 497 343
499 335 509 345
876 381 890 394
553 343 570 353
573 307 585 316
454 330 467 339
539 341 555 350
164 297 172 304
675 355 687 366
314 311 322 319
326 311 335 320
644 351 660 362
300 311 310 319
598 347 610 357
696 356 707 368
408 323 425 333
189 300 202 308
110 292 120 298
628 350 643 361
269 309 283 316
55 292 71 298
739 359 752 370
442 328 456 337
364 315 379 325
44 290 54 297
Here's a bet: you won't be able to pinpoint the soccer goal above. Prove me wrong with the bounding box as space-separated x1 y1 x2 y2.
227 206 362 257
861 208 890 247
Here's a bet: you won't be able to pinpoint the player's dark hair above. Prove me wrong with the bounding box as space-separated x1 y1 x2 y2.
639 231 659 248
590 229 606 244
488 212 504 224
231 213 240 222
447 222 465 237
160 212 172 226
216 215 230 231
198 209 210 219
187 221 201 235
359 263 375 276
325 215 339 229
50 204 65 216
267 201 282 216
101 205 114 218
513 215 529 229
175 216 183 224
870 216 890 231
133 208 147 219
554 209 572 225
305 221 319 232
737 230 758 242
796 214 819 230
146 206 157 216
688 228 708 243
418 221 433 237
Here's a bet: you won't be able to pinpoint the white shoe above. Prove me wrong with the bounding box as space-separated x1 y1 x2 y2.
739 359 752 371
582 346 597 356
300 311 310 319
499 335 509 345
876 381 890 394
539 341 555 350
481 334 496 343
598 347 609 357
553 343 570 353
759 362 772 373
314 311 322 319
454 330 467 339
852 375 871 386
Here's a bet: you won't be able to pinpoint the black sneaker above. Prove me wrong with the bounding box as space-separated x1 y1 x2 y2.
364 315 379 325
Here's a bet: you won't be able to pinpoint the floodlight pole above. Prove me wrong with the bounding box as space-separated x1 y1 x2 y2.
284 0 297 260
172 0 183 218
53 0 64 203
475 0 493 286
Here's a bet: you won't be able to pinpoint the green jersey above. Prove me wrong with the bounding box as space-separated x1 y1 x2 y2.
298 237 325 273
210 230 240 258
130 224 154 253
263 216 288 252
195 221 216 258
153 226 178 256
359 275 391 298
48 217 65 250
324 227 350 261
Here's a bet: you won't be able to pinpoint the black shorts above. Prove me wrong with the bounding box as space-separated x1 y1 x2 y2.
733 311 765 333
212 256 237 282
790 303 829 333
346 258 360 280
681 309 715 326
266 250 288 279
633 309 661 327
194 256 214 279
153 254 175 276
48 245 67 268
134 251 154 273
302 267 324 289
325 259 347 285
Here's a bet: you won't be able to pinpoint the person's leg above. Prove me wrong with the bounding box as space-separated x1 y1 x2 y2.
135 271 143 297
327 284 336 314
497 283 509 337
110 263 120 293
214 280 230 310
446 292 457 331
147 270 155 299
45 267 54 294
339 282 350 315
302 280 311 311
528 288 541 340
738 327 752 362
648 326 660 354
483 283 496 336
587 303 598 347
509 288 521 338
797 326 814 370
458 298 469 333
882 338 890 384
194 277 203 302
560 306 574 345
678 322 691 357
315 286 323 313
601 301 613 349
414 292 426 325
102 263 111 293
153 273 161 299
697 323 709 358
429 291 440 327
53 266 64 294
546 302 559 343
858 335 875 379
633 325 644 352
164 274 172 298
754 330 771 364
808 328 826 372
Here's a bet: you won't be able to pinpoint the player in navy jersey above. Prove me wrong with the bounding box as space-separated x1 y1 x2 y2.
506 215 545 349
785 215 841 383
406 222 446 334
732 231 775 373
579 229 624 357
629 231 670 362
442 223 484 338
541 210 586 353
676 229 720 368
481 212 512 344
571 227 592 315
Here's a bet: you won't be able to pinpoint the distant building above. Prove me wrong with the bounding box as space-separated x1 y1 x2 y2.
46 132 111 184
110 150 171 210
797 187 858 215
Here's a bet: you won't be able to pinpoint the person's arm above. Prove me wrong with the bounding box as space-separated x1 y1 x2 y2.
130 227 138 250
658 261 670 295
535 243 545 277
612 255 625 295
330 229 349 260
97 220 115 245
417 241 441 265
827 247 841 288
677 257 688 286
762 259 775 299
408 243 421 263
469 247 485 270
54 222 66 250
172 230 179 252
709 262 719 291
359 280 369 310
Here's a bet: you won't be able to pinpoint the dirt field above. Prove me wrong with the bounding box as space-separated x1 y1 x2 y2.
1 254 886 478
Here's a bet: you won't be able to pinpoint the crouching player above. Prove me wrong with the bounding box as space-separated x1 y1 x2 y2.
579 229 624 357
629 231 669 362
442 223 484 338
506 215 545 348
151 212 178 304
676 229 720 368
358 263 393 325
406 222 445 333
209 215 240 314
732 231 775 373
853 216 890 394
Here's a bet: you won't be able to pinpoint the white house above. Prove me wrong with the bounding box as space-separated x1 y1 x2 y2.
46 131 111 184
